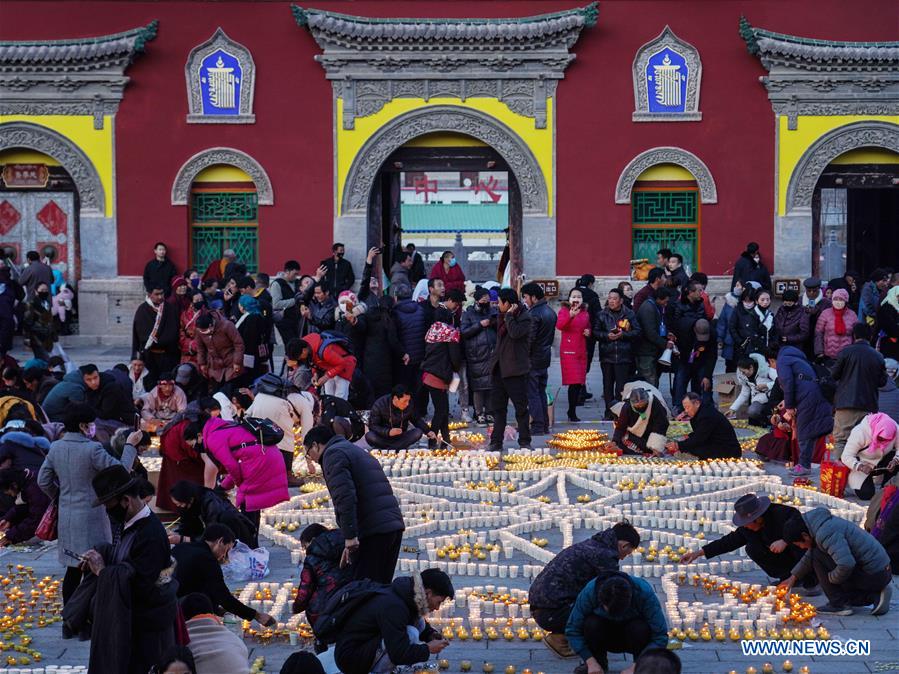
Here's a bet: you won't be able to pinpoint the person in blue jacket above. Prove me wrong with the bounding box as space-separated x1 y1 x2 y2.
566 571 668 674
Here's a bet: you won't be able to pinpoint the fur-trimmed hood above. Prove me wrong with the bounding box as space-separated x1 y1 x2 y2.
391 573 430 617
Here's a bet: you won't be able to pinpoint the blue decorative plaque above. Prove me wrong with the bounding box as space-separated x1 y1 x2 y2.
199 49 242 116
645 47 688 114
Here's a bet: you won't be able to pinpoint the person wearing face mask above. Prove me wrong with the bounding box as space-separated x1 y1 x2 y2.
172 523 276 628
66 464 178 673
22 281 57 361
815 288 858 363
180 293 208 367
731 242 772 292
754 290 776 351
319 242 356 296
612 387 669 456
728 287 762 363
461 286 499 425
18 250 54 301
195 312 245 393
774 289 810 349
37 404 140 610
717 281 743 373
428 249 467 295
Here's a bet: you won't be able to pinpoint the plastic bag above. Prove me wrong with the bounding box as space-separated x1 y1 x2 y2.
222 541 270 581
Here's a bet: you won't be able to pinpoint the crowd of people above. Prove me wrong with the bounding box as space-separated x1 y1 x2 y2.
0 239 895 674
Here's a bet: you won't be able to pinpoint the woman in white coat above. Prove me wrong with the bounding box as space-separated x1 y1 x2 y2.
37 403 141 611
842 412 899 501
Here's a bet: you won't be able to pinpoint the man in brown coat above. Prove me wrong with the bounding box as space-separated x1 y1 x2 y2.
195 312 245 393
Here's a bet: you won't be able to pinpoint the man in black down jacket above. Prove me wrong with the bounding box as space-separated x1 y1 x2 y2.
305 426 405 583
392 285 428 392
522 282 557 435
681 494 818 590
831 322 887 457
333 570 453 674
365 385 435 450
529 523 640 652
489 289 533 451
594 288 640 420
460 288 498 424
666 392 741 459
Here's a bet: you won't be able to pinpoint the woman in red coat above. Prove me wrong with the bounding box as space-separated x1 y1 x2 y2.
557 288 591 422
156 417 207 511
429 250 466 295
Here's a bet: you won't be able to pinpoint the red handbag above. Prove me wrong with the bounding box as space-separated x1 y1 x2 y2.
35 500 58 541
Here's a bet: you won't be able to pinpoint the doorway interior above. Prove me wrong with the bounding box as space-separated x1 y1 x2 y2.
368 145 522 286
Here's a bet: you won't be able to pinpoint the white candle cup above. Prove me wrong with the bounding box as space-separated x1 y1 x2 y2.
510 566 519 578
498 566 508 578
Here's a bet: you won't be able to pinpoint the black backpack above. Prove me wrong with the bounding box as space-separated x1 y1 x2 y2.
318 330 354 357
313 579 392 645
223 416 285 447
800 362 837 403
318 394 365 442
253 373 299 399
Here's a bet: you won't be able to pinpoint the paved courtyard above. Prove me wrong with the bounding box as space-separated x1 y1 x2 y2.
1 342 897 674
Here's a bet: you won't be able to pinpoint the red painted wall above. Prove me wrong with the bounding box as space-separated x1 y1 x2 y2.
2 1 896 277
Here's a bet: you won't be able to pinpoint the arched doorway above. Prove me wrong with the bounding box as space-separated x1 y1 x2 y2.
784 121 899 281
370 137 520 285
340 106 548 287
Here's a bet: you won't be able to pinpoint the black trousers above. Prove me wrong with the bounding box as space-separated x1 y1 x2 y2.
583 614 652 668
424 385 450 444
531 603 574 633
489 374 531 448
239 506 261 549
568 384 583 419
601 361 632 415
353 529 403 584
364 428 424 450
744 541 815 587
62 565 84 604
142 351 179 390
811 548 891 607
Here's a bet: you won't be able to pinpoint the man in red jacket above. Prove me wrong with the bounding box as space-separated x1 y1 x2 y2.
292 334 356 400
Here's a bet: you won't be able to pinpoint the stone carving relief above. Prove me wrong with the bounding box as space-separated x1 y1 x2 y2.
171 148 274 205
615 147 717 204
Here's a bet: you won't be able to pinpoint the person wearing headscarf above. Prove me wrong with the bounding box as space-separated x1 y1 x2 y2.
139 372 188 432
842 412 899 501
236 294 267 385
877 286 899 361
167 276 191 315
815 288 858 362
612 387 669 455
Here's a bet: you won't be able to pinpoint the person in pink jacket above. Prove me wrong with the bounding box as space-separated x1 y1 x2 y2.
815 288 858 361
557 288 591 422
198 416 289 537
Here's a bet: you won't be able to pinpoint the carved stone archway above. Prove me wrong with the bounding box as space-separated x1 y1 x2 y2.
0 121 105 211
171 147 274 205
775 121 899 278
615 146 717 204
786 121 899 211
342 105 547 215
337 105 555 277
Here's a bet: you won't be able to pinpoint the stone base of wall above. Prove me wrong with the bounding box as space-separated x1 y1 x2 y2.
76 276 146 348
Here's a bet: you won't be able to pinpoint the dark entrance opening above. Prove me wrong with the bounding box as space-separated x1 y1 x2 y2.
812 162 899 281
368 144 521 286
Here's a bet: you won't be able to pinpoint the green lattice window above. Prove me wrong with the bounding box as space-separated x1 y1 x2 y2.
191 191 258 223
190 190 258 272
632 191 697 225
632 189 699 271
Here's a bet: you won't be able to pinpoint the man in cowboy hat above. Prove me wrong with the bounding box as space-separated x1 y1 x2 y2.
680 493 819 594
75 465 177 673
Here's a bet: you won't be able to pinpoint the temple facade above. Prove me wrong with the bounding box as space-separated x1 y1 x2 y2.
0 1 896 339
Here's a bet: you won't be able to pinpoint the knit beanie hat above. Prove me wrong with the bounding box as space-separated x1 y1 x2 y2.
832 288 849 303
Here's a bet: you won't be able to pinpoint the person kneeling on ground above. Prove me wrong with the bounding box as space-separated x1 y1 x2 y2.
529 522 640 657
0 468 50 546
332 569 453 674
365 384 435 450
181 592 251 674
172 522 276 628
680 493 819 594
612 388 669 456
779 507 892 616
841 412 899 501
565 571 668 674
727 354 776 427
665 392 741 459
292 523 353 631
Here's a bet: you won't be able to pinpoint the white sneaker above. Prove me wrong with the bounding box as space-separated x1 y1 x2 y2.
461 408 473 423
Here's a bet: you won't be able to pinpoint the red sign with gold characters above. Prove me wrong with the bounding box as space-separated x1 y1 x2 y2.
1 164 49 188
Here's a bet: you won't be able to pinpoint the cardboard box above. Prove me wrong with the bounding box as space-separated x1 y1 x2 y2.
714 373 738 409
